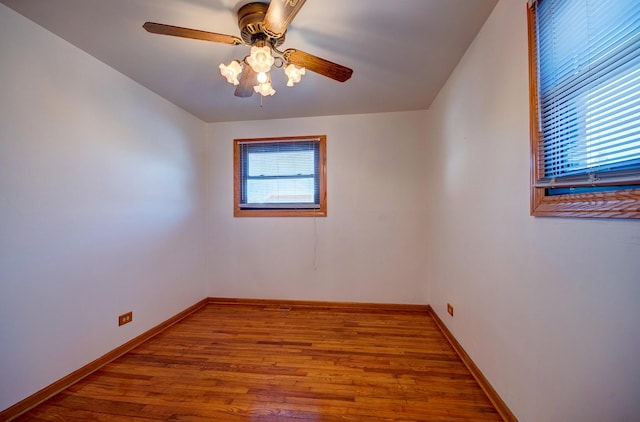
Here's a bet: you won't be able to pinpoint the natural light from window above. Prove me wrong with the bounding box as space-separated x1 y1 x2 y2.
246 150 316 204
537 0 640 177
585 67 640 169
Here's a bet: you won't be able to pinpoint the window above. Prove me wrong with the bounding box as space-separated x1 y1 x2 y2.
233 135 327 217
528 0 640 218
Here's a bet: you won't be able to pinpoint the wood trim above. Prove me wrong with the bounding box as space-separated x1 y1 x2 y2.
233 135 327 218
531 188 640 218
526 2 640 219
207 297 429 313
0 298 209 422
527 1 544 216
428 306 518 422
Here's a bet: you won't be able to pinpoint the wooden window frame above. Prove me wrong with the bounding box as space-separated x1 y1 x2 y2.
527 2 640 219
233 135 327 217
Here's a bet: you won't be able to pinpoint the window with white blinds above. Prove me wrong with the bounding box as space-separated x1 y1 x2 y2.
531 0 640 187
233 136 327 217
528 0 640 218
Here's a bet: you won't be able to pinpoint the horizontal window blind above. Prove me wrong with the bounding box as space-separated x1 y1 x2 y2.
238 138 321 209
532 0 640 188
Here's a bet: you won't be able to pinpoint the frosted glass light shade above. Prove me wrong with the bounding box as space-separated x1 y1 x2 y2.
254 81 276 96
246 46 275 73
219 60 242 85
284 64 306 87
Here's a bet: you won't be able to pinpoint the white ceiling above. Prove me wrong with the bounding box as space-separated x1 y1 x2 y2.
1 0 497 123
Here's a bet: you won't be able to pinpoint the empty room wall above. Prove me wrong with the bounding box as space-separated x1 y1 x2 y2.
425 0 640 420
0 5 207 412
206 111 430 304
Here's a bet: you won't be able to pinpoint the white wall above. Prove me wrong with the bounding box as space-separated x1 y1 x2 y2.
206 111 429 303
0 5 207 412
425 0 640 420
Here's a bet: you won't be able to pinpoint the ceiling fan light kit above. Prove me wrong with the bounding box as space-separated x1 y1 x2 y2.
143 0 353 99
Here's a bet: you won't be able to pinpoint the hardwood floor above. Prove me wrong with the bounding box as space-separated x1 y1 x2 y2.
16 304 502 421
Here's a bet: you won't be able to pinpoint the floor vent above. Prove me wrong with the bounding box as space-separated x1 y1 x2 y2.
263 306 293 312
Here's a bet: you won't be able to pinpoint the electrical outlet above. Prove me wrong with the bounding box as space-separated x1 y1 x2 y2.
118 311 133 326
447 303 454 317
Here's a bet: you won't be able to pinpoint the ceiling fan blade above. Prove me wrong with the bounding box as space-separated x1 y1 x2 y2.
284 49 353 82
143 22 242 45
263 0 307 38
234 65 258 97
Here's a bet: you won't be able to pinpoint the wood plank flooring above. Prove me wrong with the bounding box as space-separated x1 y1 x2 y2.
16 304 501 421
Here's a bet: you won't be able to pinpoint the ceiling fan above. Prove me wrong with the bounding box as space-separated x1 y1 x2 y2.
143 0 353 98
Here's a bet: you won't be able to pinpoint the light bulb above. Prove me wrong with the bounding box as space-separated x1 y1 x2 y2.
257 72 268 84
256 52 268 63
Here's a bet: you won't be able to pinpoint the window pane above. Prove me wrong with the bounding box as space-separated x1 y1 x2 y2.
248 150 315 177
540 60 640 177
535 0 640 180
585 67 640 169
246 178 315 204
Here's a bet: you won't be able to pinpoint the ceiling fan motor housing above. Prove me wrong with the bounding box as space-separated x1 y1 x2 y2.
238 2 285 47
